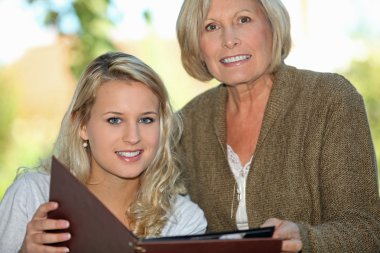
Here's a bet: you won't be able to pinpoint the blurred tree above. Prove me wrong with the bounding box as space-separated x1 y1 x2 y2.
343 44 380 179
0 72 17 165
342 11 380 180
26 0 118 78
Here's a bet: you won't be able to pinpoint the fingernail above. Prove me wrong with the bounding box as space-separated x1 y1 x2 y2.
63 221 70 228
63 247 70 252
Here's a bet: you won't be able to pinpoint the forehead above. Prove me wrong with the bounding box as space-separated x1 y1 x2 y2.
206 0 260 17
93 80 159 110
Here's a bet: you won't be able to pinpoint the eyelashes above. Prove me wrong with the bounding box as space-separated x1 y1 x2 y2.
204 16 252 32
108 117 122 125
239 16 251 24
138 117 155 124
205 23 219 31
107 117 156 125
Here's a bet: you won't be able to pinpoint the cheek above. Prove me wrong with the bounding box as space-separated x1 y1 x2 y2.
152 128 161 149
199 40 219 74
87 125 117 147
88 133 107 148
200 36 215 59
145 127 161 156
258 27 273 54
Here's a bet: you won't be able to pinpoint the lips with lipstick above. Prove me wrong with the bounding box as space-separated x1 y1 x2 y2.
221 54 252 64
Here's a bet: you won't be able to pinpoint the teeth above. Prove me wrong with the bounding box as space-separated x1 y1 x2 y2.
116 151 140 157
222 55 251 63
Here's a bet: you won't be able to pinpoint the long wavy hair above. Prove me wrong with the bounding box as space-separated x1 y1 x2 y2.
39 51 185 237
176 0 291 81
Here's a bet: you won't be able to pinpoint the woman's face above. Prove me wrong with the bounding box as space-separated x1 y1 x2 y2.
200 0 273 86
80 80 160 183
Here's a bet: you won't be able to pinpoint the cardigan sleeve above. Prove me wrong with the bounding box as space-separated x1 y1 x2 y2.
297 76 380 252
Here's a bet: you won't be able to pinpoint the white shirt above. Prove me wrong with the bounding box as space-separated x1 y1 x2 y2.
0 171 207 252
227 145 252 230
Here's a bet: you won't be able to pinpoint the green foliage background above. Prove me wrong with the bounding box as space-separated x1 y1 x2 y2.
343 45 380 176
27 0 118 78
0 73 17 165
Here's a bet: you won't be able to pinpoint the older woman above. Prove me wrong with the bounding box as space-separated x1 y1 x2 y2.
176 0 380 252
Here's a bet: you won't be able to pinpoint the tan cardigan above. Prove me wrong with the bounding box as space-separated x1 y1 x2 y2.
178 64 380 252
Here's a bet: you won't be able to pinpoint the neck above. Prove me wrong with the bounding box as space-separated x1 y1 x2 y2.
226 75 273 114
86 176 140 228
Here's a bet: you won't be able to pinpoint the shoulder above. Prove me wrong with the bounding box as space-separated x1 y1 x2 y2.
14 171 50 194
279 64 360 99
172 194 204 215
177 85 226 135
161 195 207 236
179 85 225 120
0 171 50 211
0 171 50 252
276 64 364 113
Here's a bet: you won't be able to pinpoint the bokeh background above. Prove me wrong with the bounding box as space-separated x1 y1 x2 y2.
0 0 379 200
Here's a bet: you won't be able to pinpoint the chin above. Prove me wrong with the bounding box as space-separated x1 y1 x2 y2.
122 171 145 180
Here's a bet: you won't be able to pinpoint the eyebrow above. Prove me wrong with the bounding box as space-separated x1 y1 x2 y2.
205 8 255 22
238 8 255 13
141 111 159 116
102 111 159 116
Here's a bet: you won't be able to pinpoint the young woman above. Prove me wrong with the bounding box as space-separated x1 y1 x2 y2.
0 52 206 253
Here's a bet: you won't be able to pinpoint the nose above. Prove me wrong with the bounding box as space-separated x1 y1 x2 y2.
122 123 140 145
222 27 241 49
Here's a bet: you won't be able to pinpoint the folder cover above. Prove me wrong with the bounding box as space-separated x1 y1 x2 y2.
48 156 281 253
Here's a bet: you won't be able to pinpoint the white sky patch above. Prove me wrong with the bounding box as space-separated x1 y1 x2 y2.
283 0 366 72
149 0 183 39
111 0 150 40
0 0 56 64
111 0 182 40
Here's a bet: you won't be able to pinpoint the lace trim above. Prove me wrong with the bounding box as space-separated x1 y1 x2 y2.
227 145 253 230
227 145 253 179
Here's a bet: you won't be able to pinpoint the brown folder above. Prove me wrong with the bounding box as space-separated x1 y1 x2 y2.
48 156 282 253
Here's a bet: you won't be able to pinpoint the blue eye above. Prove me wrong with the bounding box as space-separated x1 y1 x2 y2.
139 117 155 124
108 117 122 125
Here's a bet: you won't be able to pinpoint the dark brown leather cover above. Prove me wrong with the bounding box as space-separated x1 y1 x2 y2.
48 157 281 253
48 156 137 252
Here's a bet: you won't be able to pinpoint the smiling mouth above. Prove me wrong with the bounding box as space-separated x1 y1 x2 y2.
116 150 142 158
220 55 251 64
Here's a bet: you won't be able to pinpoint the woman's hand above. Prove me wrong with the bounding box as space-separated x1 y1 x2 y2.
19 202 71 253
261 218 303 253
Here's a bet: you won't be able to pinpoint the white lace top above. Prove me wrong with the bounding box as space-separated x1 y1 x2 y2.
227 145 253 230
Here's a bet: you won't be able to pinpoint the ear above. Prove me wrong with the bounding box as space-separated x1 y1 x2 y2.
79 123 89 141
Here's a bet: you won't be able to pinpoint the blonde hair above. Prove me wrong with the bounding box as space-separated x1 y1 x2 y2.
40 52 185 237
176 0 291 81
